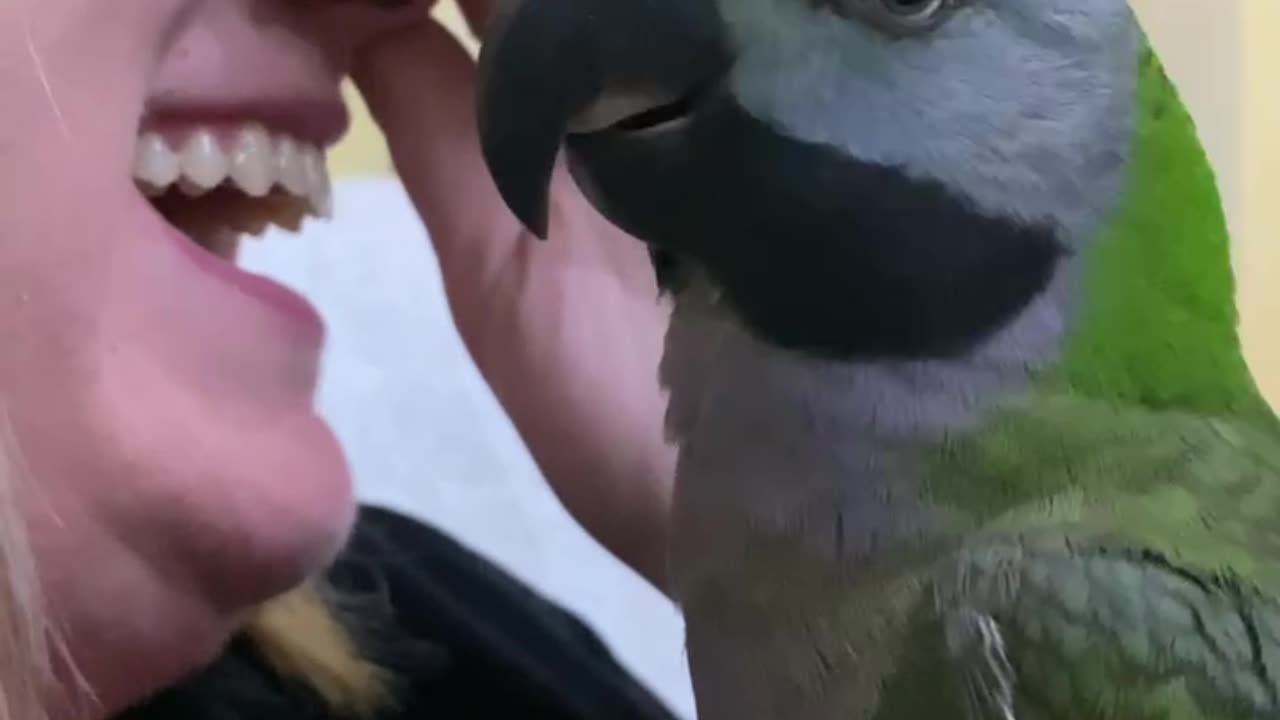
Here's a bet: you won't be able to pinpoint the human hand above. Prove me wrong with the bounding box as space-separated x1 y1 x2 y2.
349 0 676 591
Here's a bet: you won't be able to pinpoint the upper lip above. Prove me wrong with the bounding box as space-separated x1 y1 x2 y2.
140 96 351 148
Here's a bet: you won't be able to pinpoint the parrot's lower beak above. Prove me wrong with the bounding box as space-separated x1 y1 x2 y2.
475 0 730 239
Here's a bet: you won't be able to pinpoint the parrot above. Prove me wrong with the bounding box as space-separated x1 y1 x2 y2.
472 0 1280 718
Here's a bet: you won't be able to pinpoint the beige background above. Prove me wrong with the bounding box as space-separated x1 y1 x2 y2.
1133 1 1278 404
330 1 1278 399
1241 1 1279 403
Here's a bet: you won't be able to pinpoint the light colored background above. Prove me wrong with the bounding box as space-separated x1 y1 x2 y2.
1135 0 1279 403
244 5 1275 718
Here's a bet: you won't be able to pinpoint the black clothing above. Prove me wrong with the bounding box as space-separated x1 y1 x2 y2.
117 506 680 719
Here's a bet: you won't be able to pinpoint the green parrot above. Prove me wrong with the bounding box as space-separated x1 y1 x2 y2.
473 0 1280 717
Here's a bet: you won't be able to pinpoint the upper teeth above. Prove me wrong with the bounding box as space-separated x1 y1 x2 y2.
133 124 332 220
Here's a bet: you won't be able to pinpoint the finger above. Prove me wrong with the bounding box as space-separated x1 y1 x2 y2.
350 18 523 270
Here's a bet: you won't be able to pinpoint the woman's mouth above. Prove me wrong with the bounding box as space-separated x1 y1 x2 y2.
132 121 334 261
126 104 347 340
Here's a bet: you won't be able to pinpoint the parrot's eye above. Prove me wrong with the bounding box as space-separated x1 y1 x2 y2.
823 0 955 35
884 0 939 12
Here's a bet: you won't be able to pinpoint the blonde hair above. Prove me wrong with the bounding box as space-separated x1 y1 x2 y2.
245 584 392 718
0 407 388 718
0 412 55 720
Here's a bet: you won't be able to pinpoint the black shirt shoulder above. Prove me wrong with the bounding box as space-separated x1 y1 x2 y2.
116 505 681 720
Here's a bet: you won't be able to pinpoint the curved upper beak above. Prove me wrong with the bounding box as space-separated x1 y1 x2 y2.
475 0 729 238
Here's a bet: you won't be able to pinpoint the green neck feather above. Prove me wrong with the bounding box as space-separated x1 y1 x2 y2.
1048 42 1273 423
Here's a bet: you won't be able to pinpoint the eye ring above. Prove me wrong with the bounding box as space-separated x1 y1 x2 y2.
823 0 956 35
884 0 944 16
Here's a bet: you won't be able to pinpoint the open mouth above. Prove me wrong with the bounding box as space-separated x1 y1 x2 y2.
133 122 332 261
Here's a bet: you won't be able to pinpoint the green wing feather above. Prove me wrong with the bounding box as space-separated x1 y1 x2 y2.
900 392 1280 720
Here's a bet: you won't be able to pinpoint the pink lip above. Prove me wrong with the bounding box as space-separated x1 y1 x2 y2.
142 98 351 149
162 221 327 346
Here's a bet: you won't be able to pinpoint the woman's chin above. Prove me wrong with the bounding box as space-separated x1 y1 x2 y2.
87 401 359 616
40 409 356 718
206 414 359 610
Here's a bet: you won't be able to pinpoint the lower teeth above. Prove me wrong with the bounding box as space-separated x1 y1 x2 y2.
147 185 312 254
191 228 243 259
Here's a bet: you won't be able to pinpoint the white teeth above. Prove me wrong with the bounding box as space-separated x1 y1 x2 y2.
275 136 311 198
134 133 182 194
132 123 332 221
302 147 333 220
180 129 230 193
306 152 332 221
228 124 274 198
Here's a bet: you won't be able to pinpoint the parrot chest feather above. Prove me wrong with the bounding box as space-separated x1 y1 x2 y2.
923 534 1280 720
680 525 1280 720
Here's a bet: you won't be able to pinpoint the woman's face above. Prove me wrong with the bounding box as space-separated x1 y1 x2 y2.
0 0 376 712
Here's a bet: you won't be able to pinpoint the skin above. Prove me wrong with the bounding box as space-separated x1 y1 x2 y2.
351 1 675 589
0 0 671 716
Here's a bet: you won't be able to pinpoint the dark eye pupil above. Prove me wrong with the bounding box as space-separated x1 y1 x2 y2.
822 0 951 31
882 0 939 16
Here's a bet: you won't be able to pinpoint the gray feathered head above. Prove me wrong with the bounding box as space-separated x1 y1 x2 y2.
477 0 1142 360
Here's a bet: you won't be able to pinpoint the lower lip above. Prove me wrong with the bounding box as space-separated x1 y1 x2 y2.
163 223 327 346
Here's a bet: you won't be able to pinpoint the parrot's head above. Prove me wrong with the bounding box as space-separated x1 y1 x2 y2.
476 0 1143 361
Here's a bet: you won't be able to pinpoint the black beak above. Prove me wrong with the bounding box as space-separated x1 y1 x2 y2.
475 0 728 238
